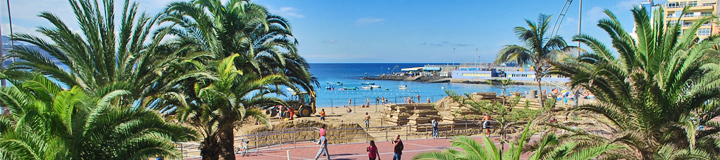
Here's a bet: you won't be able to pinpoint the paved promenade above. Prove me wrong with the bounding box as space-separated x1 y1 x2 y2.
226 135 521 160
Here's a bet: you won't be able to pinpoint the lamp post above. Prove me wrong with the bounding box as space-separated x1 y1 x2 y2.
577 0 582 57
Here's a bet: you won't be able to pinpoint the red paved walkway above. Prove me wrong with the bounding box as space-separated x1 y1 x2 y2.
217 135 528 160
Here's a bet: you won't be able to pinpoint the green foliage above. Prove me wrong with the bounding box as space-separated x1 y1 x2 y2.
0 75 197 160
413 120 618 160
7 0 185 106
156 0 317 159
549 6 720 159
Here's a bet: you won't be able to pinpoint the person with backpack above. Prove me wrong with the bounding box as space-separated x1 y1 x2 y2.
391 134 403 160
367 140 380 160
431 119 439 139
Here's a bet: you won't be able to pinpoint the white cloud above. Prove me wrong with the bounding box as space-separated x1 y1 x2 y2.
267 6 305 18
356 17 385 26
616 0 645 10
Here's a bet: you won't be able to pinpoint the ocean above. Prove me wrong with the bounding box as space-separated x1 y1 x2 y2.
308 63 538 108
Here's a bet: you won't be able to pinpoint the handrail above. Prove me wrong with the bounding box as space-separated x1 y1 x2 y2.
174 121 513 159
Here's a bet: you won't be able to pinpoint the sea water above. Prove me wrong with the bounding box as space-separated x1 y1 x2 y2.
308 63 538 108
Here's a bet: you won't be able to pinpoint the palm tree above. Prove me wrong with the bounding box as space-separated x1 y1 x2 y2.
159 0 316 159
495 14 573 109
162 54 287 160
549 7 720 159
0 73 197 159
7 0 181 105
413 120 619 160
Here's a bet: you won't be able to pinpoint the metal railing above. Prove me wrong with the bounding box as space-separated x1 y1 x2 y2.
173 121 504 159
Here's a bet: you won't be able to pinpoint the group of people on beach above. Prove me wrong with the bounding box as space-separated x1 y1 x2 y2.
315 124 404 160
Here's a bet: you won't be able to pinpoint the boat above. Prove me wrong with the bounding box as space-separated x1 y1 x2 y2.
336 82 343 86
398 85 408 90
361 86 371 90
370 85 381 88
361 82 375 85
343 87 358 90
325 86 334 90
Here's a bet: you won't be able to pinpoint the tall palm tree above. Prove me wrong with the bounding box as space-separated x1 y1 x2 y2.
158 0 316 159
495 14 573 108
162 54 287 160
549 7 720 159
0 73 197 160
7 0 180 105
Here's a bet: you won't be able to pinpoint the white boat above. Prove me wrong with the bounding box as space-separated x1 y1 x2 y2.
398 85 408 90
361 82 375 85
361 86 372 90
370 85 381 88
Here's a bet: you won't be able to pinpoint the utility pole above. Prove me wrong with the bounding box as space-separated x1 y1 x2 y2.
0 7 4 87
452 48 456 67
577 0 582 57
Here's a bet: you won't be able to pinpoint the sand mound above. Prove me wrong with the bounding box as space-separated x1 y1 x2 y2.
240 119 372 145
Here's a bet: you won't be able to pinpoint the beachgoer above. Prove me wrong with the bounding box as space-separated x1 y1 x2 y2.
427 97 431 103
367 97 370 107
349 98 352 107
376 97 380 105
432 118 439 139
550 117 557 123
347 107 352 113
482 114 492 136
315 128 330 160
320 109 326 121
368 140 381 160
278 105 284 119
365 112 371 128
392 134 403 160
417 94 420 103
289 107 295 120
319 124 326 137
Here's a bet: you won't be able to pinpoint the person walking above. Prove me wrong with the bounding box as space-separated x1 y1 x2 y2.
392 134 403 160
315 125 329 160
431 118 439 139
482 114 492 137
367 140 381 160
364 112 371 128
349 98 352 107
320 109 326 121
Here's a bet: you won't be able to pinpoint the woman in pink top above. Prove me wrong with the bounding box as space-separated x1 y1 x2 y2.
367 140 380 160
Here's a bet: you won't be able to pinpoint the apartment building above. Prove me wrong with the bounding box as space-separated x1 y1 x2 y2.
664 0 720 39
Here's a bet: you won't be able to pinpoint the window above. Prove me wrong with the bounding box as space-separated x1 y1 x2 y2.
702 12 713 16
680 2 687 7
683 22 693 27
667 2 679 8
698 28 711 36
689 1 698 7
703 22 711 26
703 3 714 6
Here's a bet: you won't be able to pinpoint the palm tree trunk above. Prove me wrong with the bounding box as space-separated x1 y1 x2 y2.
200 135 221 160
536 70 544 108
219 123 237 160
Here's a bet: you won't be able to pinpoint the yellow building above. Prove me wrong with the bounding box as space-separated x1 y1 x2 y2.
663 0 720 39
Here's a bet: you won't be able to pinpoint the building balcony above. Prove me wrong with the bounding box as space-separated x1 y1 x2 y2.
665 5 715 11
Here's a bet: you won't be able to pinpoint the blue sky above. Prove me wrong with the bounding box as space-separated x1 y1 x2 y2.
0 0 663 63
